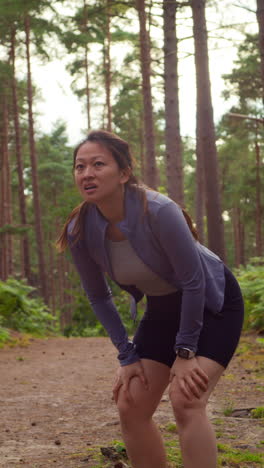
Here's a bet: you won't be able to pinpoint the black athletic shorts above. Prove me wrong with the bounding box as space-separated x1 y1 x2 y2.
133 266 244 368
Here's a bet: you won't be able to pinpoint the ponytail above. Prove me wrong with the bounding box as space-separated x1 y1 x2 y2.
181 208 199 241
55 201 88 253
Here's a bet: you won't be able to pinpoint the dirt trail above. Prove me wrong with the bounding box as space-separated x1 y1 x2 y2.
0 335 263 468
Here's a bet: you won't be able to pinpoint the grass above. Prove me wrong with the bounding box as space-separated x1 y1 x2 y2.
251 406 264 419
16 356 25 361
213 418 224 426
256 337 264 345
222 400 235 416
67 440 264 468
217 443 264 466
164 422 178 433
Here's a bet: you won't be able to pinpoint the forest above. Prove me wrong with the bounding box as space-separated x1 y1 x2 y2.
0 0 263 340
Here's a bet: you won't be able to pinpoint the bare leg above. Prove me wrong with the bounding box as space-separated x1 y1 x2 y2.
116 359 170 468
169 356 224 468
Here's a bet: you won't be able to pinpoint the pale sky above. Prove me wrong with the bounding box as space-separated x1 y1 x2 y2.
31 0 258 145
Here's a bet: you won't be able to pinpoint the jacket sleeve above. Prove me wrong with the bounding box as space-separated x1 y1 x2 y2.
154 201 206 353
68 234 140 366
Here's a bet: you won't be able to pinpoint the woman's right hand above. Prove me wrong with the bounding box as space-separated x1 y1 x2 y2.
112 360 149 404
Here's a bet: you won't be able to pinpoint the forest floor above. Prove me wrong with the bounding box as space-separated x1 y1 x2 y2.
0 333 263 468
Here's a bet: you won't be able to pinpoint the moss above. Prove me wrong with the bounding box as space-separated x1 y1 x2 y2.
164 422 178 433
223 400 235 416
217 442 264 466
251 407 264 419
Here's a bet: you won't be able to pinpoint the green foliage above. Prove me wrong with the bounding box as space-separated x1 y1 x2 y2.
63 275 106 337
217 30 264 267
164 422 178 433
222 34 262 106
251 407 264 419
0 278 57 335
235 259 264 332
0 224 30 235
217 442 264 465
222 400 235 417
0 318 10 344
63 272 145 338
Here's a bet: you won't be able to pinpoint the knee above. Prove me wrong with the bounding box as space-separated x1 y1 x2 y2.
115 377 155 424
169 385 205 427
116 389 134 420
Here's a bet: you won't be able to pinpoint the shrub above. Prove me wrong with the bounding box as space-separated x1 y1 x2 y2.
0 278 57 336
235 259 264 333
63 279 145 338
251 407 264 419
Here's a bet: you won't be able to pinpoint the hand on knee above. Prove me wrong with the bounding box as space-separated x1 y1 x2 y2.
169 357 209 401
169 378 206 426
113 361 149 405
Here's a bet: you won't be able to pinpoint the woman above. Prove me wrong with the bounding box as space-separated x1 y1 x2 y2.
56 129 244 468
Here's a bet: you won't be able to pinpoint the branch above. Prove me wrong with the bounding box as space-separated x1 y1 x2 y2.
231 3 256 13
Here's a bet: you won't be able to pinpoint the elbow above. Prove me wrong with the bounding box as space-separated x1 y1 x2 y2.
87 290 113 306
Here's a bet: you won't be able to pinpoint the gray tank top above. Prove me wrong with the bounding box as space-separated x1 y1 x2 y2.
106 238 177 296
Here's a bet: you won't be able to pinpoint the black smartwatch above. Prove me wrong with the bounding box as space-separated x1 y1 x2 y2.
176 347 195 359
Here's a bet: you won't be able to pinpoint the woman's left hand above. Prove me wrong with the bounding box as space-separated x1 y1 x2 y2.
112 360 148 404
169 357 209 400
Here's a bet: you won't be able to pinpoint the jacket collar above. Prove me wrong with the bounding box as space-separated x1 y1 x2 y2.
87 184 143 235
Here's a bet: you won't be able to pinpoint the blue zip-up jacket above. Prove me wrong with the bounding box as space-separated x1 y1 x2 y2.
68 186 225 366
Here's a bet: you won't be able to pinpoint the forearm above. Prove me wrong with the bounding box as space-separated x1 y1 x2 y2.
92 297 140 366
174 292 205 352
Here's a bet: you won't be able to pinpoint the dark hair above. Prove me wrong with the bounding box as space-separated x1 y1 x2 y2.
182 208 199 241
73 130 135 172
56 129 198 252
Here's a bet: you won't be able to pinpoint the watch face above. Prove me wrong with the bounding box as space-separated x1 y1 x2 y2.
178 348 189 359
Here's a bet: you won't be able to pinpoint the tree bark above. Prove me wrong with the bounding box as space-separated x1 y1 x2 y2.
136 0 157 188
195 127 205 243
163 0 184 205
0 164 4 279
6 103 13 277
191 0 225 259
256 0 264 104
0 101 8 280
0 95 12 279
10 27 31 281
48 233 56 314
139 116 145 179
105 0 112 132
83 0 91 130
232 205 245 267
24 14 48 301
255 130 262 256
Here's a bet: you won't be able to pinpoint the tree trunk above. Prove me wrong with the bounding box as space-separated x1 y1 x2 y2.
84 45 91 131
24 15 48 301
163 0 184 205
105 0 112 132
48 233 56 314
0 95 11 279
256 0 264 104
6 104 13 277
255 131 262 256
83 0 91 130
10 27 31 281
0 162 6 279
191 0 225 260
232 205 245 267
139 116 145 179
195 127 205 243
136 0 157 188
57 253 65 328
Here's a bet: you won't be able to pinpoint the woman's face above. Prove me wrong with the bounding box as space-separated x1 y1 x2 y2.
74 141 129 206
